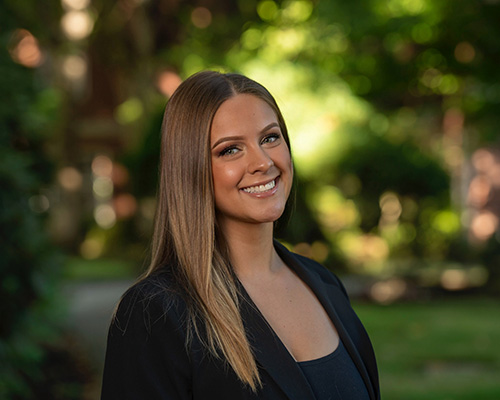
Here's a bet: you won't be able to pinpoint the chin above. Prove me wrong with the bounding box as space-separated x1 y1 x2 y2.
217 201 288 226
252 208 286 224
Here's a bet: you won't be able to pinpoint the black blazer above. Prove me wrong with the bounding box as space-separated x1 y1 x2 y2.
101 241 380 399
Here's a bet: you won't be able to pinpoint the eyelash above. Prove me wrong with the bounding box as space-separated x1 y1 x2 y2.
218 133 281 157
219 146 239 157
262 133 280 144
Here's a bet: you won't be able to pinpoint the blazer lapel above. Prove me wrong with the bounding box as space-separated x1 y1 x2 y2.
315 282 377 400
274 242 378 400
238 282 316 400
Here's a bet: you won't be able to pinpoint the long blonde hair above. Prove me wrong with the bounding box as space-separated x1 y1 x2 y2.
147 71 291 391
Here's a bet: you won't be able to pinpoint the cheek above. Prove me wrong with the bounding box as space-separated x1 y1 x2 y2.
278 149 293 175
212 163 240 192
279 152 293 194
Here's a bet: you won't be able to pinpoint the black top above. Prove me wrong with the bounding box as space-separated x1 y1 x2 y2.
298 340 370 400
101 241 380 399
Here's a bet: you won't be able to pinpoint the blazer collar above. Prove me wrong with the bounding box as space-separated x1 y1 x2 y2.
274 241 377 400
237 240 376 400
238 288 316 399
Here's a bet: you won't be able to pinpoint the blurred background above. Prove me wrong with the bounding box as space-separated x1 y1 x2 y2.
1 0 500 398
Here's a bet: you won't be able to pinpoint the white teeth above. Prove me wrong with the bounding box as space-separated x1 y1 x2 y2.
243 179 276 193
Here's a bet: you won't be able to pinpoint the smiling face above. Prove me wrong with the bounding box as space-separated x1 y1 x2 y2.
210 94 293 230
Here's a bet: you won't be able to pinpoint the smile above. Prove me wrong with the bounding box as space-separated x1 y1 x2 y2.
242 179 276 194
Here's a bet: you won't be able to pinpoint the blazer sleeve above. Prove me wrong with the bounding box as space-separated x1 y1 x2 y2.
101 281 192 400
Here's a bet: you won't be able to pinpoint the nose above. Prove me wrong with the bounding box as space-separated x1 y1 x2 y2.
247 146 274 174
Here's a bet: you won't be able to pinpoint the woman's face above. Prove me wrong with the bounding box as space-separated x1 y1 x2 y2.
210 94 293 228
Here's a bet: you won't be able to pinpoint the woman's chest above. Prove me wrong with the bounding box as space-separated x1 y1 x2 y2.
241 269 339 362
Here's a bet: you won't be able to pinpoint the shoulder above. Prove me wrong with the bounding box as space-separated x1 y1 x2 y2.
102 268 194 399
111 268 188 339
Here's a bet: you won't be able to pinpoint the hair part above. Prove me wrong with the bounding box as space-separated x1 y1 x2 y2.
146 70 291 391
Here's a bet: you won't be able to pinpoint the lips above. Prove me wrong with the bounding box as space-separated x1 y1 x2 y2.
241 177 278 194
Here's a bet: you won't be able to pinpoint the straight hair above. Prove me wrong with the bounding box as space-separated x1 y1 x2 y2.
146 70 291 391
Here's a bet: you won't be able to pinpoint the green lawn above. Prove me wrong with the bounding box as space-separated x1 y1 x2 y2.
353 298 500 400
63 257 139 281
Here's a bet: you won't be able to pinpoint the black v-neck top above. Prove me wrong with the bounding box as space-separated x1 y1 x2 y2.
102 242 380 399
297 340 370 400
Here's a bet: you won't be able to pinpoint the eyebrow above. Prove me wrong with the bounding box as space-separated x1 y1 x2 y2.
211 122 280 149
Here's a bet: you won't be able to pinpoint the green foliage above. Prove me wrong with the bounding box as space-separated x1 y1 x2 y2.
335 132 449 231
124 106 164 198
64 257 137 281
0 1 68 398
33 0 498 282
87 0 500 279
354 298 500 399
0 295 76 400
0 45 57 338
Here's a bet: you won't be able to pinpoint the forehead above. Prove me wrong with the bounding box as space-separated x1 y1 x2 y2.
210 94 278 141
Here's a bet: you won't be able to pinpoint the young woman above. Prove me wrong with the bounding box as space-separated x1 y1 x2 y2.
101 71 380 400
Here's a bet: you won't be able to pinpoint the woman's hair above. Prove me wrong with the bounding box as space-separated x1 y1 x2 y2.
146 71 291 391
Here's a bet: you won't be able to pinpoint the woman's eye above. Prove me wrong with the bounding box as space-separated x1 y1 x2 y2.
219 146 239 157
262 133 280 144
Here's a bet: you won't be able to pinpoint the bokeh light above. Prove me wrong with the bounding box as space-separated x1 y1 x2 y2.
439 265 489 291
441 268 468 290
432 210 461 235
28 195 50 213
338 232 389 273
310 186 360 233
58 167 83 191
157 71 182 97
94 204 116 229
470 211 498 242
385 0 427 16
379 192 402 225
257 0 279 21
455 42 475 63
62 54 87 81
113 194 137 219
61 0 91 11
8 29 43 68
282 0 313 23
80 237 104 259
293 241 329 263
443 145 463 168
472 148 495 172
92 155 113 177
114 98 143 124
370 278 407 304
468 175 491 208
93 177 113 199
191 7 212 29
61 10 95 40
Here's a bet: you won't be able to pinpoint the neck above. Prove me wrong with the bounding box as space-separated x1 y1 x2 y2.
219 219 280 280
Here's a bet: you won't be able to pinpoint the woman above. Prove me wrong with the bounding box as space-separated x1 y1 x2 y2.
101 71 380 400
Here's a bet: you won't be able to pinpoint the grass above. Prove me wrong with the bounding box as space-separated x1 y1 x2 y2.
63 257 140 281
353 298 500 400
